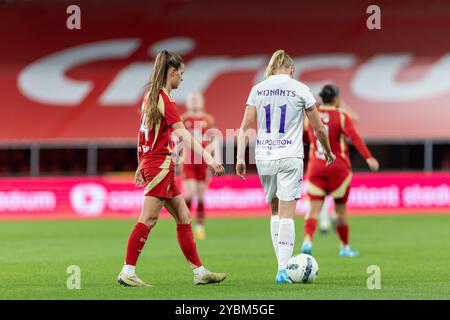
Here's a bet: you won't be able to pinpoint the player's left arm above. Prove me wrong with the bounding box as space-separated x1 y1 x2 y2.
204 115 222 162
172 122 224 176
306 106 335 166
236 105 257 179
302 110 311 145
135 132 145 187
171 111 186 173
173 134 185 175
165 97 223 176
342 113 379 171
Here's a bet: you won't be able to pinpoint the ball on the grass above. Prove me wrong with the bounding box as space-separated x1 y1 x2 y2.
286 253 319 283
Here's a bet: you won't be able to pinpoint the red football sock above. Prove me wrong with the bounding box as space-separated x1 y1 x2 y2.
336 224 349 246
197 201 205 225
176 224 202 268
125 222 151 266
304 218 318 240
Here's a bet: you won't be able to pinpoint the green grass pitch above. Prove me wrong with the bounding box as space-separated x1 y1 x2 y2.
0 215 449 299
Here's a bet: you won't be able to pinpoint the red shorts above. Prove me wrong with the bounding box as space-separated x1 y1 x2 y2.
182 163 209 181
306 159 352 203
141 167 181 198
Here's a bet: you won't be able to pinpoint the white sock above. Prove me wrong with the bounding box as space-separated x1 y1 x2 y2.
193 265 206 276
270 215 280 260
277 218 295 271
122 264 136 276
195 224 204 232
318 196 331 229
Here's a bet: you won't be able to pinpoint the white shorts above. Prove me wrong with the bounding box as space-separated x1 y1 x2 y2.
256 157 304 203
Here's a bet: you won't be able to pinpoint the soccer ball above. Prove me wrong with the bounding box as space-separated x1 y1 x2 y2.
286 253 319 283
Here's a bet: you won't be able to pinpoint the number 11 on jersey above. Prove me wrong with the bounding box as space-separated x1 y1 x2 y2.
263 104 287 133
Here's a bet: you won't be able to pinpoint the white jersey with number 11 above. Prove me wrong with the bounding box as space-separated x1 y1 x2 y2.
246 74 316 161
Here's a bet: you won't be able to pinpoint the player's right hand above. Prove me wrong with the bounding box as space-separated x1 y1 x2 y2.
134 168 145 187
236 162 246 179
210 160 225 176
325 152 336 166
366 157 380 171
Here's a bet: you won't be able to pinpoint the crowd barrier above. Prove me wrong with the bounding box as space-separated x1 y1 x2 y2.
1 172 449 219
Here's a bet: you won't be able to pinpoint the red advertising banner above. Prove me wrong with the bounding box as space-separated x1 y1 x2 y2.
2 1 450 143
0 173 449 220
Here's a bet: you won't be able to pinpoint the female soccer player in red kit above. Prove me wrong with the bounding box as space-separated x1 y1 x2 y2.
117 51 226 287
301 84 379 257
180 92 218 240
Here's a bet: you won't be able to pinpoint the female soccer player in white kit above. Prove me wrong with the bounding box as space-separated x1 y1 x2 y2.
236 50 335 283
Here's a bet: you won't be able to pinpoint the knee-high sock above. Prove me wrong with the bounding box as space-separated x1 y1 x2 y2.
277 218 295 270
197 201 205 226
125 222 151 266
318 196 331 229
304 218 318 241
336 224 349 246
270 215 280 260
177 224 202 268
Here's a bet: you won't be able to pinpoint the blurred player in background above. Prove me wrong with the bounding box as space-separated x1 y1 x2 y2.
236 50 335 284
306 98 360 233
301 84 379 257
118 50 226 287
179 92 218 240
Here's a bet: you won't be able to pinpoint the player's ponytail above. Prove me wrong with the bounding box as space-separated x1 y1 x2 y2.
144 50 184 128
264 49 293 80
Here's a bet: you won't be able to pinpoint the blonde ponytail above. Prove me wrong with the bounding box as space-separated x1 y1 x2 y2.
264 49 293 80
144 50 183 128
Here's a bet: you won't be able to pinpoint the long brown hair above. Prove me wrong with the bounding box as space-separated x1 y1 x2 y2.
264 49 293 80
144 50 183 128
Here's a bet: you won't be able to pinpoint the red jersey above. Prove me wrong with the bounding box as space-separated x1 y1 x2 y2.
180 112 215 165
138 89 181 170
306 105 372 169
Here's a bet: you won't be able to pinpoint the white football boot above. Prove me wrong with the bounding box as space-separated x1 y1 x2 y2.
117 271 151 287
193 269 227 285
